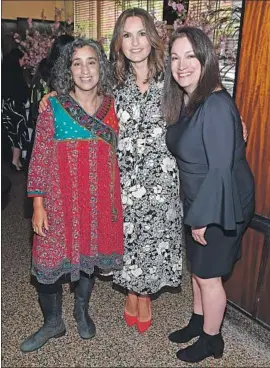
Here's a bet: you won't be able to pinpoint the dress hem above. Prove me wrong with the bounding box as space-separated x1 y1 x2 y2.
32 254 123 284
112 279 182 295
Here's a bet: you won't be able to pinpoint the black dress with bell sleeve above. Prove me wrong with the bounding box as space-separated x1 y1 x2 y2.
166 90 255 278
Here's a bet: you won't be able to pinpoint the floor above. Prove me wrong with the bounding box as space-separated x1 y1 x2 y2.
2 161 270 367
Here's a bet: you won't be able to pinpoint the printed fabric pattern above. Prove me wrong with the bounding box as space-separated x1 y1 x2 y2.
113 73 183 294
27 95 124 284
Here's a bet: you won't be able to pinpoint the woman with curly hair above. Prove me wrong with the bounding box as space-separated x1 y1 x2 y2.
20 38 124 353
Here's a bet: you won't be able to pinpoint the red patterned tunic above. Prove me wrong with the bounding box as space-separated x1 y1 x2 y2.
27 95 124 284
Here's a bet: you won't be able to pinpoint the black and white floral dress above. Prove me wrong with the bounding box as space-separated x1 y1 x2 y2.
113 72 183 294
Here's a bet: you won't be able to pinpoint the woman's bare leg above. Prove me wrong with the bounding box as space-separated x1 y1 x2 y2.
192 275 203 315
195 275 226 335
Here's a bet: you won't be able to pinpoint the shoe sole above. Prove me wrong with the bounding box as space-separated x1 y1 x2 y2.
79 331 96 339
21 329 66 353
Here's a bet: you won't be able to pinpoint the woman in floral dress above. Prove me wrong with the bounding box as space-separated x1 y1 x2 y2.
110 8 183 332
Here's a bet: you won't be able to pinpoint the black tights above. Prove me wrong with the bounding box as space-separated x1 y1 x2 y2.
36 271 92 294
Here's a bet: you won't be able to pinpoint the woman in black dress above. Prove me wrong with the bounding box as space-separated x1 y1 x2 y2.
163 27 255 363
2 48 30 171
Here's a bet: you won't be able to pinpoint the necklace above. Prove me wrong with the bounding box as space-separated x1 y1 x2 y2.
70 92 100 116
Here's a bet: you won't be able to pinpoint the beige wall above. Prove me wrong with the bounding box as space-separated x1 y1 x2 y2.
64 0 74 20
2 0 73 21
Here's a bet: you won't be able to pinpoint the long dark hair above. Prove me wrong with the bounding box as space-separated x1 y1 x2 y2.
51 38 113 96
109 8 164 85
162 27 222 124
2 47 29 101
2 47 25 71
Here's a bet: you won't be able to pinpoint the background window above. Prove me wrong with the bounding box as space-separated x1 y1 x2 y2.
74 0 163 50
187 0 243 95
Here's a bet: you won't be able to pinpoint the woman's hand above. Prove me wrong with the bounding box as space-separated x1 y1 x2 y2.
241 117 248 142
39 91 57 113
32 206 49 237
191 226 207 246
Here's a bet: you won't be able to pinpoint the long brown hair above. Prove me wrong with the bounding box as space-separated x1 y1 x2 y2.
162 27 222 124
110 8 164 86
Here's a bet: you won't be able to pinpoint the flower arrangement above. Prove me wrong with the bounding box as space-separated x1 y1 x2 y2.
167 0 188 27
159 1 240 63
14 26 53 72
178 2 213 34
13 8 74 73
149 10 170 52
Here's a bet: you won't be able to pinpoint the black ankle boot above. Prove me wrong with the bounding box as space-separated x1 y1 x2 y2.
176 331 224 363
168 312 203 343
20 291 66 353
74 274 96 339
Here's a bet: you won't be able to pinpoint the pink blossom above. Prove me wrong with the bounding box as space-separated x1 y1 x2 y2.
172 2 177 11
15 11 75 74
173 18 184 30
168 0 173 6
177 3 185 13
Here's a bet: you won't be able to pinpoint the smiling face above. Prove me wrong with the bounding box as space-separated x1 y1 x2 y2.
121 16 152 65
171 36 201 95
70 46 100 92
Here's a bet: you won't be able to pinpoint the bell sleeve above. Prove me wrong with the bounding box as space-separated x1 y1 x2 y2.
27 102 54 197
184 94 244 230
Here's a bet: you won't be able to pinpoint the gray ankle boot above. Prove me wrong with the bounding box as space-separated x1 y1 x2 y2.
74 274 96 339
20 291 66 352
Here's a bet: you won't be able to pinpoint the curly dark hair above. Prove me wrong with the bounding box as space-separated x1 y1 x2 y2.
162 27 222 124
47 34 74 89
110 8 164 86
51 38 113 96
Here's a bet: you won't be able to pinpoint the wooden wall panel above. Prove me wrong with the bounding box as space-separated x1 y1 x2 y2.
225 229 264 314
235 0 270 218
225 1 270 327
1 1 72 21
256 236 270 326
